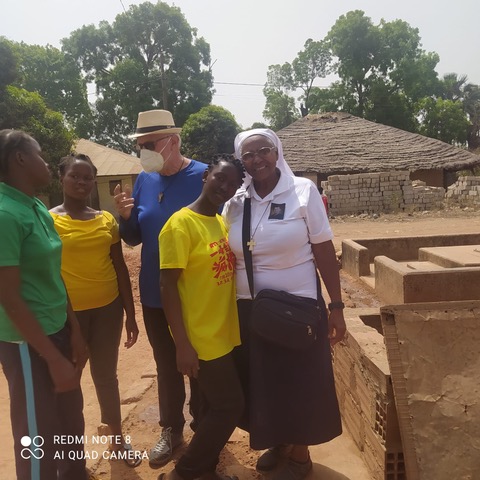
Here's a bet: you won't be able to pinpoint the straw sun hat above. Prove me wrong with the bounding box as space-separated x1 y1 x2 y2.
129 109 182 139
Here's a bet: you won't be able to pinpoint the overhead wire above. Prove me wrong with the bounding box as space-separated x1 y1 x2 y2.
87 79 267 97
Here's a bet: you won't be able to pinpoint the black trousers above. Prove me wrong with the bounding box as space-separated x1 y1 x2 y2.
142 305 201 433
175 352 244 480
0 326 86 480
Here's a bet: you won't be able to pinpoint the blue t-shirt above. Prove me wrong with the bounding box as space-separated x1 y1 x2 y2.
120 159 206 308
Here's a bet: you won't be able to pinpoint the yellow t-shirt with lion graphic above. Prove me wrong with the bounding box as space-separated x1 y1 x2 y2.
160 208 240 361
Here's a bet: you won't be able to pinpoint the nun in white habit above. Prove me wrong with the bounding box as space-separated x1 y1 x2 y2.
222 128 346 480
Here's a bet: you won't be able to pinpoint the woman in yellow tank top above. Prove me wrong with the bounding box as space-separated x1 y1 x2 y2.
50 153 141 468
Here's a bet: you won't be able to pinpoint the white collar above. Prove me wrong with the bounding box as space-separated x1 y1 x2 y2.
248 170 292 203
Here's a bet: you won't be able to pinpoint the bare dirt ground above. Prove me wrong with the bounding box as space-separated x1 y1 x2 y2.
1 206 480 479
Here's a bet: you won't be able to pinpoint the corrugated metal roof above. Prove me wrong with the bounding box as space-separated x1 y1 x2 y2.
75 139 142 176
277 113 480 174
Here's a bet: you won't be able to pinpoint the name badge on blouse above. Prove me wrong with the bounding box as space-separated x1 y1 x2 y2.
268 203 285 220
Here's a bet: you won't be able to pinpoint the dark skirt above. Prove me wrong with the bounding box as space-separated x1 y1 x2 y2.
234 299 342 450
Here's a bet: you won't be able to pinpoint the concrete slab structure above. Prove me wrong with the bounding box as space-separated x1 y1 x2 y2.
339 234 480 480
381 301 480 480
341 234 480 304
374 257 480 304
342 233 480 278
418 244 480 267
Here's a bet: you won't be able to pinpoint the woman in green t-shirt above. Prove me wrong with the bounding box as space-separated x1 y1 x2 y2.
0 129 89 480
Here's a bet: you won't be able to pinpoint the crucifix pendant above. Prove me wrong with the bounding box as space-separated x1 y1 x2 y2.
247 239 256 251
158 192 164 203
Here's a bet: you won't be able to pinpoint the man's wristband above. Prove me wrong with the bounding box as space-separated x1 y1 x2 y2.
328 301 345 312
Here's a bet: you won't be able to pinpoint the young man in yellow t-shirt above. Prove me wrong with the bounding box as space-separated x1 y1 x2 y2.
159 156 244 480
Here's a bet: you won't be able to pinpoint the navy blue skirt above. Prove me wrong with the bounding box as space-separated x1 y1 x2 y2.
234 299 342 450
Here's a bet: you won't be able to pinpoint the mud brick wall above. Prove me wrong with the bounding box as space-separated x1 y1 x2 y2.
322 171 445 216
446 176 480 206
334 313 405 480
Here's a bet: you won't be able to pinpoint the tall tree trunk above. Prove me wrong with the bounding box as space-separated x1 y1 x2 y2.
357 83 364 118
467 124 480 150
160 53 168 110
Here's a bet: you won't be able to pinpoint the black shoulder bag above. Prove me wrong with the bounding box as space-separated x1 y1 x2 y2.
242 197 322 350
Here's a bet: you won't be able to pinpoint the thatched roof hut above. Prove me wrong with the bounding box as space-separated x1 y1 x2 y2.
75 139 141 176
277 113 480 187
74 139 141 214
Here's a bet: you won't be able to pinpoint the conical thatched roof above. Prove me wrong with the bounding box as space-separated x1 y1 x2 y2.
277 112 480 175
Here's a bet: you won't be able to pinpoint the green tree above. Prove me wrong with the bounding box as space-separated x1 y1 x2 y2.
293 39 331 114
326 11 440 129
262 88 299 132
0 85 75 189
464 84 480 150
309 82 357 114
181 105 240 161
10 42 92 138
440 73 469 101
438 74 480 149
0 39 74 173
249 122 269 130
0 38 18 89
263 39 330 126
326 10 381 117
367 79 416 132
416 97 470 145
386 51 440 107
62 1 214 152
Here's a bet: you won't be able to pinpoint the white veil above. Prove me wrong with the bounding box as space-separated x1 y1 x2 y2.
234 128 294 188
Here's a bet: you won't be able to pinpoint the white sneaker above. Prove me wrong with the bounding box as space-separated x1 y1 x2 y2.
149 427 184 467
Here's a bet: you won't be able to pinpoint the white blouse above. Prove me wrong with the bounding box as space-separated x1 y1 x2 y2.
223 172 332 300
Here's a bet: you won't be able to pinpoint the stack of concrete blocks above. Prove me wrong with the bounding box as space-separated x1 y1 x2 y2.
411 180 445 211
323 171 445 216
445 176 480 206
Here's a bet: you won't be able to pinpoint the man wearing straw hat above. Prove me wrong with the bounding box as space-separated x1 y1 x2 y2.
114 110 206 467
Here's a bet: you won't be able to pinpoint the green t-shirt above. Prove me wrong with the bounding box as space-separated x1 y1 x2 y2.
0 183 67 342
160 208 241 361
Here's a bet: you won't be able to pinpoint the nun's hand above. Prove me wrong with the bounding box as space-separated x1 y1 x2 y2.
328 309 347 346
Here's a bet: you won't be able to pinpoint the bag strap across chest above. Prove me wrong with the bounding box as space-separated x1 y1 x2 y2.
242 197 255 299
242 197 322 303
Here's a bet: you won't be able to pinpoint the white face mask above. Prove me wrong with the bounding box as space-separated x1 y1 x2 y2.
140 149 165 172
139 137 172 172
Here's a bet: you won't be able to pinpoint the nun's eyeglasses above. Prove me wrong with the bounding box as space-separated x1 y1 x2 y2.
241 146 277 162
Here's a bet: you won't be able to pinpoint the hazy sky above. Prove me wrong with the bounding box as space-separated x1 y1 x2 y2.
1 0 479 128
